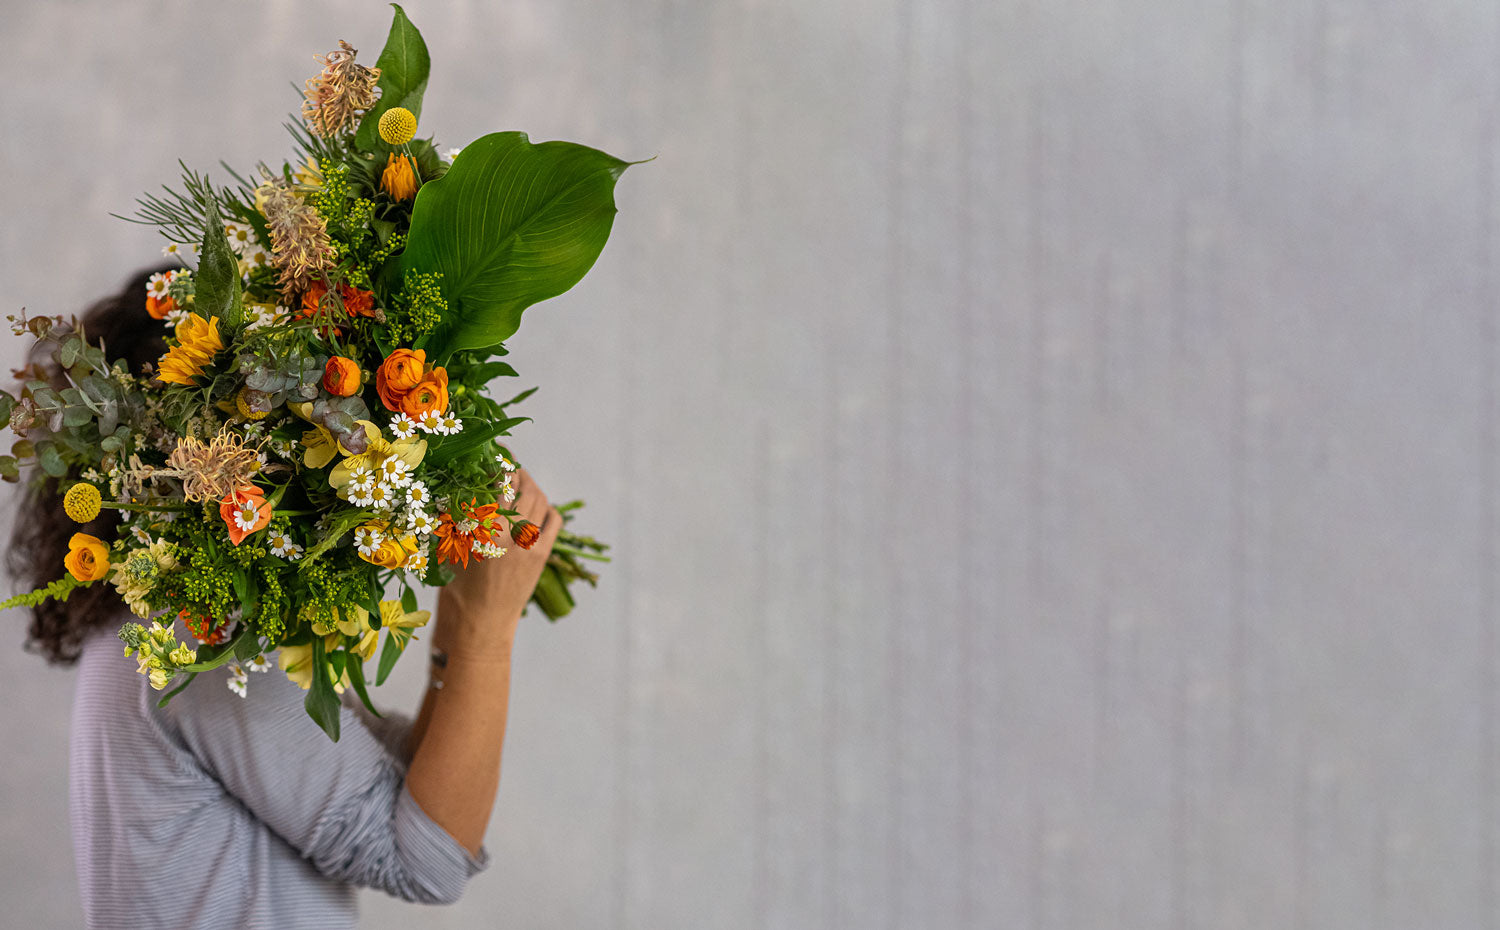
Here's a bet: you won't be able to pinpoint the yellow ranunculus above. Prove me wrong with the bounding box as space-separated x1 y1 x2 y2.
64 533 110 582
359 533 421 569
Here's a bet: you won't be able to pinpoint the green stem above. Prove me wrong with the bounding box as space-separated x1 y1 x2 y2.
102 500 192 514
551 543 612 563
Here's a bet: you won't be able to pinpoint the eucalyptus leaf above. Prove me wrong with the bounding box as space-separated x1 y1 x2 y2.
37 444 66 478
403 132 630 358
354 4 430 151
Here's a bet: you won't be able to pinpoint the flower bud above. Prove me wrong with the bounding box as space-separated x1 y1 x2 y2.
510 520 540 549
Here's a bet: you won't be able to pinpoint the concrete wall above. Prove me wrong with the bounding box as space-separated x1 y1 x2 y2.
0 0 1490 926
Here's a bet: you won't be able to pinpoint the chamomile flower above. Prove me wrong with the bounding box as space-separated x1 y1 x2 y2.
377 457 412 487
161 242 190 262
232 499 262 532
389 413 418 440
445 146 464 162
244 654 272 673
407 511 436 535
227 663 248 698
164 305 191 328
352 524 383 555
474 541 507 559
495 453 516 471
224 221 255 255
146 271 175 300
368 482 398 510
499 474 516 504
405 481 431 508
407 552 429 574
440 414 462 435
348 484 376 507
244 246 271 268
417 410 444 433
347 466 376 494
268 532 303 560
131 525 152 545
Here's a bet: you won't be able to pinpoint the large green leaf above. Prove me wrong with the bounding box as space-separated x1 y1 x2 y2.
196 200 244 330
354 4 430 151
305 636 342 741
403 132 630 357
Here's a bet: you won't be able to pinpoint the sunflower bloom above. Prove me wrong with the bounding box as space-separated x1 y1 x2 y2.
155 313 223 385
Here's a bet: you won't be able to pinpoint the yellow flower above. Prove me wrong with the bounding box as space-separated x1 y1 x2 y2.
333 605 379 661
156 313 223 385
381 153 418 201
277 633 350 693
378 106 417 145
327 423 426 496
378 599 431 654
63 482 102 523
288 402 377 469
64 533 110 582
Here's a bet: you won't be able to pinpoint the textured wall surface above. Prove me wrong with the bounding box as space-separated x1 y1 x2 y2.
0 0 1490 927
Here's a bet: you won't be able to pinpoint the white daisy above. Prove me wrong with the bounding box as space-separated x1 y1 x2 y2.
245 246 271 268
417 410 444 433
440 414 462 435
347 467 376 494
145 271 175 300
348 484 376 508
406 552 428 574
269 532 300 558
495 453 516 471
227 663 248 698
405 482 431 508
352 525 383 555
245 654 272 673
368 483 397 510
445 146 463 162
224 221 255 255
407 511 435 535
232 501 260 532
389 413 418 440
499 474 516 504
377 457 411 486
161 242 190 262
131 525 152 545
164 305 190 328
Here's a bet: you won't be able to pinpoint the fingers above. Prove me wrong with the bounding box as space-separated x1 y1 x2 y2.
512 467 549 527
537 505 563 552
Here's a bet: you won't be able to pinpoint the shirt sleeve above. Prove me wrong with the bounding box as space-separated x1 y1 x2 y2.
155 661 488 905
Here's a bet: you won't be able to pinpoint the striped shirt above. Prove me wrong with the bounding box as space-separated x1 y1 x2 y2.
68 622 489 929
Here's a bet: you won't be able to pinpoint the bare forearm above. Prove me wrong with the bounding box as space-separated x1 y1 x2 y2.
403 585 520 857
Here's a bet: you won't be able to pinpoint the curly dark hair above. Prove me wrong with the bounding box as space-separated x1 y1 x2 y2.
8 266 172 665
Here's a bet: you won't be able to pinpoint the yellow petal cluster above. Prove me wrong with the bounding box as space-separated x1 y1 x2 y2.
63 482 102 523
378 106 417 145
156 313 223 385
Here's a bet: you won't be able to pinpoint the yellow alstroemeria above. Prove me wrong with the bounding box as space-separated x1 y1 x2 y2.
378 599 431 654
328 422 427 497
277 632 350 693
332 604 379 661
288 401 379 470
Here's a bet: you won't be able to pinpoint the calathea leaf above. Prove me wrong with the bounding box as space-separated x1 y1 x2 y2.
403 132 631 358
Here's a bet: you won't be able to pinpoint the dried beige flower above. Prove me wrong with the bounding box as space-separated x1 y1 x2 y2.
301 40 381 138
157 428 264 503
255 173 337 298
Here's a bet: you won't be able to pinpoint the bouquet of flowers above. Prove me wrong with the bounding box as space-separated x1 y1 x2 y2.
0 6 629 739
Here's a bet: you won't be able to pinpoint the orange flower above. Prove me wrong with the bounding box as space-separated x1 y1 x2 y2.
146 294 176 320
322 356 361 396
381 152 419 201
434 512 473 568
64 532 110 582
510 520 540 549
341 285 377 318
399 369 449 417
219 485 272 546
376 348 428 410
181 609 230 645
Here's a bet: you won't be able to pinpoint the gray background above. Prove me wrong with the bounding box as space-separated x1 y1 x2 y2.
0 0 1487 927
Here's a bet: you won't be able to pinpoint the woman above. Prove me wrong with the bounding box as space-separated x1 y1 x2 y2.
10 267 562 928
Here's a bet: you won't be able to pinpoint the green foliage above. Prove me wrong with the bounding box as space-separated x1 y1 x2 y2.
402 132 631 358
195 198 245 330
0 573 85 611
305 635 342 741
354 4 431 152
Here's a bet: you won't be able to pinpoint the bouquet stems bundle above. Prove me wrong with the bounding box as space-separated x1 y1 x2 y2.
0 6 631 739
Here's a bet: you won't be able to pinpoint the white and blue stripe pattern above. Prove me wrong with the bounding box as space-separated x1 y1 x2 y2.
68 625 487 929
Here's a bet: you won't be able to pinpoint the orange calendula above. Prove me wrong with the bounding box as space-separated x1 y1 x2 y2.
64 533 110 582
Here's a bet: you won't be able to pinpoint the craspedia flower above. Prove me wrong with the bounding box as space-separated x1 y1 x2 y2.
63 482 102 523
378 106 417 145
510 519 540 549
381 153 419 201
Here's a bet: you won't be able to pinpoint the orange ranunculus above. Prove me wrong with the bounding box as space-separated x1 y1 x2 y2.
399 369 449 417
376 348 428 410
219 485 272 546
340 285 377 318
323 357 361 397
146 295 176 320
64 532 110 582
